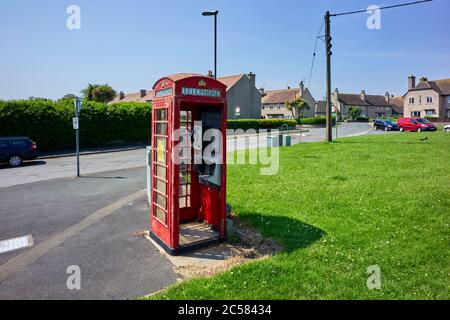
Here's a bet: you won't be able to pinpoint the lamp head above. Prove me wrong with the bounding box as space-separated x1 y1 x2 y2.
202 10 218 16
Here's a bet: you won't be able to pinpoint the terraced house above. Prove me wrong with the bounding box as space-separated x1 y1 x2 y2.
261 81 316 119
332 88 404 119
403 75 450 118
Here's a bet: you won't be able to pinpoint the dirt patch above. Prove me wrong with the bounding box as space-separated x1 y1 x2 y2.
172 216 282 279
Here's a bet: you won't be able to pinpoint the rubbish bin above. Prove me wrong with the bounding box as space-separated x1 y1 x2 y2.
280 124 292 146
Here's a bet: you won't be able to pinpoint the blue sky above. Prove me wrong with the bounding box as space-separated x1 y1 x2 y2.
0 0 449 101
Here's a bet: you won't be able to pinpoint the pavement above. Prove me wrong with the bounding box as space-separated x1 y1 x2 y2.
0 167 177 300
0 122 383 299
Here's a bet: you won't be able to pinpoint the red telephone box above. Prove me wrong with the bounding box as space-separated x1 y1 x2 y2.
150 73 227 255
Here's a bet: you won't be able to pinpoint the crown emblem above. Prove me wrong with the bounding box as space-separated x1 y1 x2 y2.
198 79 207 87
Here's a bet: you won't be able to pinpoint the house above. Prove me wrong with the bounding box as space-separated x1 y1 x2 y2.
111 89 154 104
315 100 327 117
261 81 316 119
389 96 404 116
111 72 262 119
218 72 262 119
332 89 400 119
403 75 450 118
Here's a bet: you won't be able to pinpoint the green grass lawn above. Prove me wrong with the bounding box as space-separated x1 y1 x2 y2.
152 132 450 300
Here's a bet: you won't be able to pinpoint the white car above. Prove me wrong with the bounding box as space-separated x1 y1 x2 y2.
444 125 450 132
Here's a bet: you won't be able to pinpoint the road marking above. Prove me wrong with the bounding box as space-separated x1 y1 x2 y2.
0 235 34 254
0 189 145 283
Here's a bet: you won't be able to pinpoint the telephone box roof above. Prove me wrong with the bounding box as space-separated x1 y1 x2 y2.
152 73 227 90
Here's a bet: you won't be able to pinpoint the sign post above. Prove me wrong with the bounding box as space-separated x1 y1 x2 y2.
332 105 338 139
74 98 83 178
234 106 241 131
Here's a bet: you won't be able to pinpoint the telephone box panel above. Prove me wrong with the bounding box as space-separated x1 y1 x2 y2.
149 74 227 255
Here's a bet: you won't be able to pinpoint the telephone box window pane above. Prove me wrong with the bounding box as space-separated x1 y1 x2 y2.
155 206 166 222
180 171 191 184
156 193 167 209
156 179 166 194
155 165 166 179
156 123 168 135
180 111 188 123
180 185 188 196
156 109 167 121
187 196 191 207
179 197 186 209
155 138 166 164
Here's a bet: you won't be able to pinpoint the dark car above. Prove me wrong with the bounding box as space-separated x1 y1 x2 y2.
0 137 38 167
374 119 399 131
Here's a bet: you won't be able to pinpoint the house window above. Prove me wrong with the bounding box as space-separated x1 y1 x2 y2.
409 97 415 104
425 110 436 116
447 96 450 103
261 105 265 110
419 96 422 104
411 111 421 117
426 97 433 103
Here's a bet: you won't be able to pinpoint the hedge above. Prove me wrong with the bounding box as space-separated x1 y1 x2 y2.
0 100 152 151
296 116 336 125
227 119 297 130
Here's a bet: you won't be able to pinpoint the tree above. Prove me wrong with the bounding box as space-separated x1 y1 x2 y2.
81 84 117 103
348 106 363 120
285 98 310 118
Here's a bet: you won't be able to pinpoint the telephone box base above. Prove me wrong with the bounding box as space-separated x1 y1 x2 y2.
149 231 226 256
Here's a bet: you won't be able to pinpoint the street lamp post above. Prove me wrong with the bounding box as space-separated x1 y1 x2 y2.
202 10 219 79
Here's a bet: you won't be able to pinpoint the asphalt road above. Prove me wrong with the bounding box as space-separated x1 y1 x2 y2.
0 167 177 300
0 122 377 189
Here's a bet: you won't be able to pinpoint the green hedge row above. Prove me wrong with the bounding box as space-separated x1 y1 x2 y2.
296 116 336 125
0 100 151 151
227 119 297 130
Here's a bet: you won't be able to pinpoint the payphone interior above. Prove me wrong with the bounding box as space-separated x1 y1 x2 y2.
193 109 222 188
178 106 224 247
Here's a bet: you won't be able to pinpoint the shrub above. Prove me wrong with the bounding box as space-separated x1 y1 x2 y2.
227 119 296 130
0 100 151 151
296 116 336 125
356 116 369 122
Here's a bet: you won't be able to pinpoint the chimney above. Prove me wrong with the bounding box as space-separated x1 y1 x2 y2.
207 70 214 78
247 72 256 87
140 89 147 98
259 87 265 96
334 88 339 99
299 81 305 95
360 90 366 101
385 92 390 103
119 91 125 100
419 77 428 83
408 75 416 89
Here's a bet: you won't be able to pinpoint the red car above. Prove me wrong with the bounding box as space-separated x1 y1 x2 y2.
397 117 437 132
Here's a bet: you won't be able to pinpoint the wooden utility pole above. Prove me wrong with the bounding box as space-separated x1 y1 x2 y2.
325 11 333 143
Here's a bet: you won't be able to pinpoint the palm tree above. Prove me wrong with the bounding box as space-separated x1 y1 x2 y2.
81 84 96 100
285 98 310 118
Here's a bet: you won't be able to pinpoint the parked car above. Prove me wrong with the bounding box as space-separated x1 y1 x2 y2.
374 119 399 131
444 125 450 132
397 117 437 132
0 137 38 167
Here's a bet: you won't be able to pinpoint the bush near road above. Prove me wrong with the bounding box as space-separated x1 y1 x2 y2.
151 132 450 300
0 100 151 151
227 119 297 130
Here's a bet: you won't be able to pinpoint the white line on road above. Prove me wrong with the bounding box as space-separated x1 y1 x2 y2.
0 235 34 254
0 189 145 283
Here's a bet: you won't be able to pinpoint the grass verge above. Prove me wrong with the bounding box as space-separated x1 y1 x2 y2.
148 132 450 299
